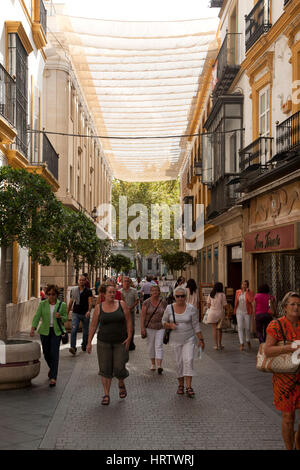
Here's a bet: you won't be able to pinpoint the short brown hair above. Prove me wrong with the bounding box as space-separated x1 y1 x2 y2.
45 284 60 296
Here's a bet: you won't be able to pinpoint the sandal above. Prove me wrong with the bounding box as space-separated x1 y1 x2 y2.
186 387 195 398
177 385 185 395
119 386 127 399
101 395 110 405
49 379 56 388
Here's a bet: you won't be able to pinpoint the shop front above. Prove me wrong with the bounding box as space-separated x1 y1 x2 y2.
245 223 300 307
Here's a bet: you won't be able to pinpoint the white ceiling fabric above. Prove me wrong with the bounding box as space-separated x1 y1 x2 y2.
48 14 219 181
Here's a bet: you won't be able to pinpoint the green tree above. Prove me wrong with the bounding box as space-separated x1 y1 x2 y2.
161 251 194 275
51 207 110 297
0 167 64 341
112 179 180 256
106 253 132 276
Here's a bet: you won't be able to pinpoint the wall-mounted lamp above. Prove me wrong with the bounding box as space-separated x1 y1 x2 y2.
91 206 98 221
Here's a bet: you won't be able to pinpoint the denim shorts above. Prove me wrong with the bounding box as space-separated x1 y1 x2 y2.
97 340 129 379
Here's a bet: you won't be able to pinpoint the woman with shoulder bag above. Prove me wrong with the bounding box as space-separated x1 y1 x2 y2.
30 284 68 387
264 292 300 450
86 284 133 405
162 286 204 398
140 285 167 374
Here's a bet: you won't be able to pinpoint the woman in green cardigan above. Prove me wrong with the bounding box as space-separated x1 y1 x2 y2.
30 285 67 387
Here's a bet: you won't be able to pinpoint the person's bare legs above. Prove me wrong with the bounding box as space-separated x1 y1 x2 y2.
177 377 184 394
212 324 218 348
217 328 223 349
281 411 296 450
101 377 112 399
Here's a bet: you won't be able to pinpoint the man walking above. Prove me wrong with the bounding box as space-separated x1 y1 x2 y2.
68 275 93 355
121 277 138 350
140 276 153 302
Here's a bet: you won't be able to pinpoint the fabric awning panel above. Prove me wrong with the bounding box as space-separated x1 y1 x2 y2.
47 14 219 181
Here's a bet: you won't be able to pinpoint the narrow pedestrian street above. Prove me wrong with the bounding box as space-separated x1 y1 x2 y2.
0 317 283 450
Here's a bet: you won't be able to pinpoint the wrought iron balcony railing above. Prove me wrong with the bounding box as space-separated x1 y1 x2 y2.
42 133 59 180
213 33 241 99
245 0 272 52
276 110 300 155
0 63 16 126
206 174 240 220
39 0 47 34
239 136 273 172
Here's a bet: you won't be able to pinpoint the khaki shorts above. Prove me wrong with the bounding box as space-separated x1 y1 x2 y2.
97 340 129 380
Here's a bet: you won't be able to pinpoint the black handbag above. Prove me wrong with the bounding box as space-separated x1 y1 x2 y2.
163 305 176 345
56 302 69 345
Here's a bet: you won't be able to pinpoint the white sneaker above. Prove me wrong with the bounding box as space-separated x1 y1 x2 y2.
150 364 156 371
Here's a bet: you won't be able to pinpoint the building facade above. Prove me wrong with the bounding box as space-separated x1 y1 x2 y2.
181 0 300 307
0 0 57 335
40 3 113 290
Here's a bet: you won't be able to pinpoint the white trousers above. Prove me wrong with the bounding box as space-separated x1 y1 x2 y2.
236 312 251 344
173 337 196 378
146 328 164 360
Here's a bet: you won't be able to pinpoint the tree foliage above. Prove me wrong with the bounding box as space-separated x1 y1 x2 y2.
106 253 133 275
161 251 194 274
0 166 63 265
112 179 180 256
51 207 111 271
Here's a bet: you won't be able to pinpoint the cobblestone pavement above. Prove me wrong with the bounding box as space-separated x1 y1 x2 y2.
0 319 288 450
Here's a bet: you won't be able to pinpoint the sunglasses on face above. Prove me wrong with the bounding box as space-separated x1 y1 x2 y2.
175 295 186 298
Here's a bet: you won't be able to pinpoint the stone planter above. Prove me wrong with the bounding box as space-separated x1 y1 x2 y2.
0 340 41 390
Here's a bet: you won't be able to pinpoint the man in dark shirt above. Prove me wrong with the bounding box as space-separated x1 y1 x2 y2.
68 275 93 355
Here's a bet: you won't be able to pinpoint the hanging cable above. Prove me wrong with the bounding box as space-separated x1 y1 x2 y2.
28 128 244 140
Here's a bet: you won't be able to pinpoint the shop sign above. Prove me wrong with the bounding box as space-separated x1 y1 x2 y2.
245 224 299 253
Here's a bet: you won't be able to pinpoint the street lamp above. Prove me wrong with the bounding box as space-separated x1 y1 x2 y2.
91 206 98 221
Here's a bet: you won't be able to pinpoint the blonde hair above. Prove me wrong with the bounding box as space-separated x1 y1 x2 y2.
281 291 300 309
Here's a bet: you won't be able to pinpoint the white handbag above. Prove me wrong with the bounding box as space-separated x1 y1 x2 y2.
202 308 210 324
256 320 299 374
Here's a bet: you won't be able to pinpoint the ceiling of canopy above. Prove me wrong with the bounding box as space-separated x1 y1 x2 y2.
47 12 219 181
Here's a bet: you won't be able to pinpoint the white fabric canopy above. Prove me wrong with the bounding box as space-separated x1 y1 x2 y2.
48 14 219 181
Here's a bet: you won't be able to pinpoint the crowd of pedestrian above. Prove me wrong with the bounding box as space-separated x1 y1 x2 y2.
33 274 300 450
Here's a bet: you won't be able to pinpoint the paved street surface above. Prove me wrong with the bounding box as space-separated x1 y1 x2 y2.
0 317 288 450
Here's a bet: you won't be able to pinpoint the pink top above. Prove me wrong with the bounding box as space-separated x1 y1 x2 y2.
254 293 274 315
206 292 227 324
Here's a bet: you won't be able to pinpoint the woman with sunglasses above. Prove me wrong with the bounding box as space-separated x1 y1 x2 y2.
162 286 204 398
264 291 300 450
30 285 68 387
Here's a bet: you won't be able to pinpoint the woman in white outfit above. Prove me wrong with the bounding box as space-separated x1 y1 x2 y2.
140 285 167 374
233 280 254 351
206 282 228 351
162 286 205 397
